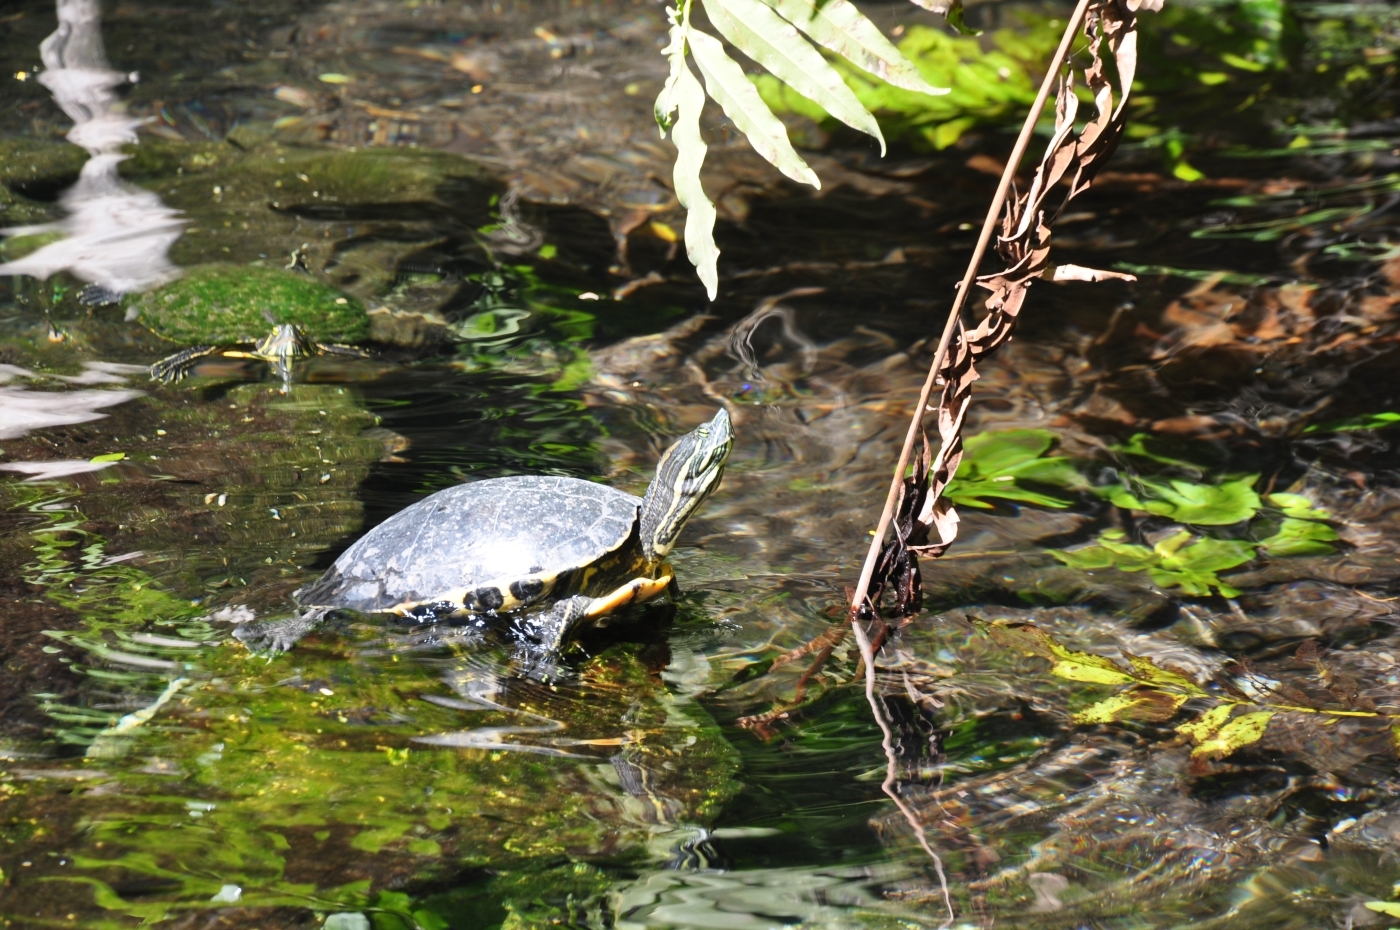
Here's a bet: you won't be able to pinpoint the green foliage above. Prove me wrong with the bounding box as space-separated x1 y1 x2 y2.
754 19 1063 150
1304 411 1400 433
654 0 945 296
1054 471 1339 596
131 263 369 344
1257 516 1339 557
1103 475 1262 525
943 428 1083 510
1052 528 1256 597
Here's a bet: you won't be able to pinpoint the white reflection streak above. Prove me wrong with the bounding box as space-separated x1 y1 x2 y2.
0 0 183 295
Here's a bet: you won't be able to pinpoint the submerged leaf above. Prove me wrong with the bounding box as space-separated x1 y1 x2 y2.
1110 476 1261 525
1191 710 1276 759
1364 902 1400 919
701 0 885 151
1176 703 1234 743
1304 411 1400 433
943 429 1082 509
1265 493 1331 520
688 27 820 188
1258 517 1338 558
1075 689 1188 725
756 0 948 96
1127 655 1207 696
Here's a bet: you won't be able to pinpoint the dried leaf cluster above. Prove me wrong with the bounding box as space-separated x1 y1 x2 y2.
866 0 1161 619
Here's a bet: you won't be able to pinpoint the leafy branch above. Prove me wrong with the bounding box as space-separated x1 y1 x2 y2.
655 0 948 297
854 0 1162 621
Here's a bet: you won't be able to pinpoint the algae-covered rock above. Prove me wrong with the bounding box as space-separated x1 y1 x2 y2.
131 263 369 344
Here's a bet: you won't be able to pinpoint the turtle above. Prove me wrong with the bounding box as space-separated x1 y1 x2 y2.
150 322 370 388
239 407 734 656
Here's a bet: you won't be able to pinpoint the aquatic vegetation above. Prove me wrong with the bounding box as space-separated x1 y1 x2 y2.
1101 475 1261 525
1052 528 1256 597
942 428 1083 510
988 622 1400 767
1055 476 1339 595
129 264 369 345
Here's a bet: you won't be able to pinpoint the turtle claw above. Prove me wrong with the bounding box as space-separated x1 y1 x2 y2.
233 609 331 655
150 345 218 384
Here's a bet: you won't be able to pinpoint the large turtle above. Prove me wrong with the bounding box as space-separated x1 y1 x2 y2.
238 408 733 656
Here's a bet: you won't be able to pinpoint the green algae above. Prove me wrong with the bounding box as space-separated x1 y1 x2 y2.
130 264 369 345
0 381 741 926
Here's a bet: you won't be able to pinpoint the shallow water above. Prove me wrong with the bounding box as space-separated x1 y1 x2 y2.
3 0 1400 927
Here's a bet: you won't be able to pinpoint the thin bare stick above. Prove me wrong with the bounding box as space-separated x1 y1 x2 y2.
847 0 1094 621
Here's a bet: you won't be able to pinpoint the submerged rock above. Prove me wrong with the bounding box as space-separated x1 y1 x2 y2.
129 263 369 345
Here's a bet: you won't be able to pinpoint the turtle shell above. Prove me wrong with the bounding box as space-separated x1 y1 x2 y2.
297 475 642 614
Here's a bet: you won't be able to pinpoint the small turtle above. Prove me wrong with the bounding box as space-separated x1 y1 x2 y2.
269 408 734 655
150 322 369 387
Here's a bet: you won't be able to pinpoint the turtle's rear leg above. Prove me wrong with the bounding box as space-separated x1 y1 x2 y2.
151 345 220 384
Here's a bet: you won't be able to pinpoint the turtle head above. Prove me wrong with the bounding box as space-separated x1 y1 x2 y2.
639 408 733 563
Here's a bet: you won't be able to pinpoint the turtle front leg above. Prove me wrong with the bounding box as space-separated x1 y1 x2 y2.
524 567 675 652
151 345 220 384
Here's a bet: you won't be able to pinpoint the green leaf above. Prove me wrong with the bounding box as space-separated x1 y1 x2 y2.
701 0 885 151
90 452 126 463
1160 536 1256 573
1191 710 1275 759
1258 517 1338 558
1264 492 1331 520
1055 530 1254 598
943 429 1083 509
1115 476 1262 525
1304 411 1400 433
1111 433 1203 469
754 0 949 96
687 26 821 188
657 11 721 300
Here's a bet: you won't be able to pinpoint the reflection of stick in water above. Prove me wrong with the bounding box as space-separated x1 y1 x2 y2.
0 0 184 297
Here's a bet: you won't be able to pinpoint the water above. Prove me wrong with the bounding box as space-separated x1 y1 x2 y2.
2 0 1400 927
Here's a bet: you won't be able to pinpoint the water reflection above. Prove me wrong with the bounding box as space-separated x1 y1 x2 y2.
0 0 182 295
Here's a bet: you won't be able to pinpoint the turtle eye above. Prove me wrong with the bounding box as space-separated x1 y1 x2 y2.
696 426 710 437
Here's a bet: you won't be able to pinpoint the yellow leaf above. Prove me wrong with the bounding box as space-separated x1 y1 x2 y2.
1176 704 1233 743
1365 902 1400 918
1051 658 1136 685
1127 654 1206 696
1192 710 1276 759
1075 689 1188 725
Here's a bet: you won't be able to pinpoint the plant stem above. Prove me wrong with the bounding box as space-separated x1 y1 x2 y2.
847 0 1094 621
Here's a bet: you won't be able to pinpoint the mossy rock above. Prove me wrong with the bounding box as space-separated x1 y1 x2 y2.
131 264 369 344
